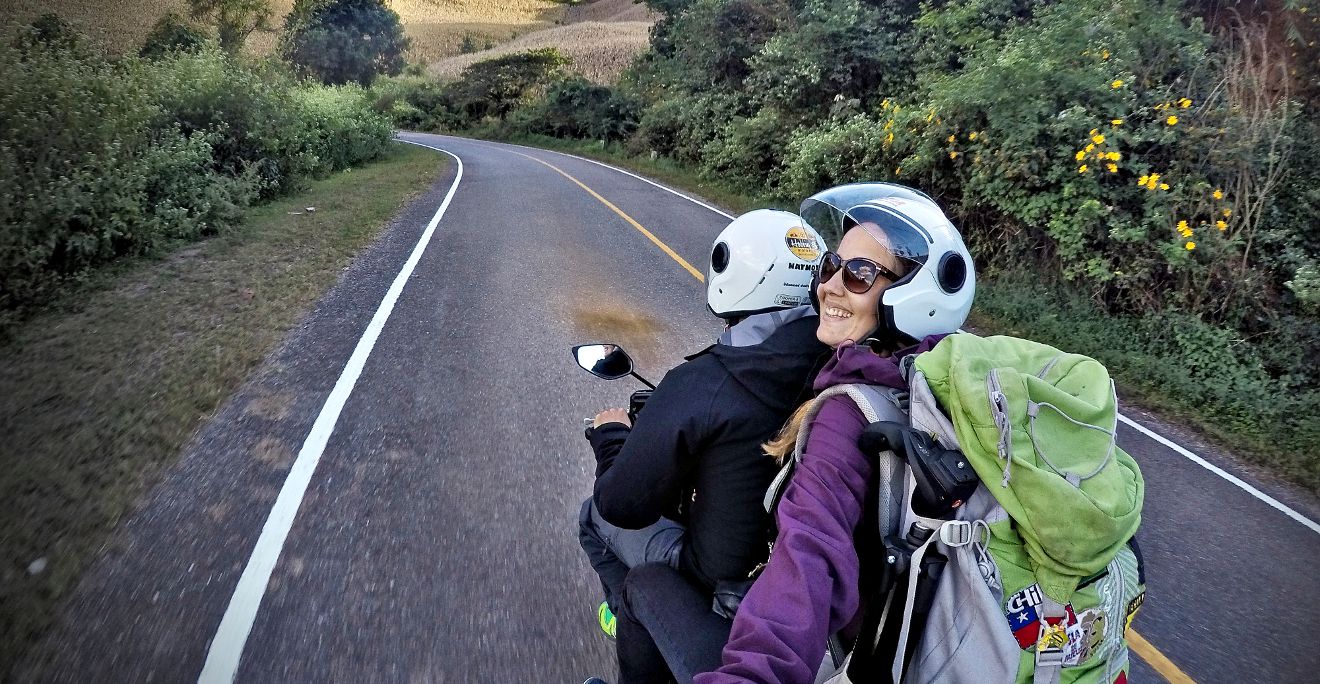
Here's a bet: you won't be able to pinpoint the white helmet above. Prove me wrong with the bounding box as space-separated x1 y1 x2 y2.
800 183 975 342
707 209 825 319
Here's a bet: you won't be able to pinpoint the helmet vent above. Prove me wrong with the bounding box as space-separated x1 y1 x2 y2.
937 253 967 293
711 242 730 274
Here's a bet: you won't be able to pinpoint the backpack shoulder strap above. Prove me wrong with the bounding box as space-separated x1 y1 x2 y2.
763 383 907 515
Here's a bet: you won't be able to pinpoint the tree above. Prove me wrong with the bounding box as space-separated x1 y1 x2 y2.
188 0 273 55
448 48 570 121
140 13 210 59
278 0 410 86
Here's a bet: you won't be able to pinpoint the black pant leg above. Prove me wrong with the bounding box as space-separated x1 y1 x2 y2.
616 600 677 684
622 563 733 683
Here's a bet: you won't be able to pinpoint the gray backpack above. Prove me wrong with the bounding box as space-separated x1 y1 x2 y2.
761 371 1021 684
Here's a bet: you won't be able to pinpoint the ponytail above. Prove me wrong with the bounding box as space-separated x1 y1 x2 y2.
763 400 815 464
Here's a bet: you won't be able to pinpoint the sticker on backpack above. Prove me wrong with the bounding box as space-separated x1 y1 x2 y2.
1004 583 1077 651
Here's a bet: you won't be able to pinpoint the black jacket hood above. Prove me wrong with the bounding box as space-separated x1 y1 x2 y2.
703 308 830 415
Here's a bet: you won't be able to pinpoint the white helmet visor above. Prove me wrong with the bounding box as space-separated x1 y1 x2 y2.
837 203 934 279
800 182 937 245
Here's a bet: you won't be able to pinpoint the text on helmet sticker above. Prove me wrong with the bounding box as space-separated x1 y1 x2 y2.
785 227 821 262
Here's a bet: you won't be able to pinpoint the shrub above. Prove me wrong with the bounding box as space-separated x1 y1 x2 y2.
699 107 794 193
140 12 211 59
0 37 257 318
507 77 641 142
0 19 392 325
446 48 571 123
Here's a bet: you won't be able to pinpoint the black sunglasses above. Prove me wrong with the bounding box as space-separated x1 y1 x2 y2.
817 251 902 294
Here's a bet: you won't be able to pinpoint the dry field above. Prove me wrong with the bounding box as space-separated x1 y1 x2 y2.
0 0 576 61
427 19 652 83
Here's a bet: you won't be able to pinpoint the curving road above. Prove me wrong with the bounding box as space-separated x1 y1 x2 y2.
15 133 1320 683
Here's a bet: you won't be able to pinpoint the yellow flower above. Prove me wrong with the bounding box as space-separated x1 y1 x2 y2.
1111 79 1124 89
1079 165 1089 173
885 131 894 146
969 131 979 140
1111 118 1124 126
1138 174 1150 185
1179 98 1193 108
1075 150 1086 161
881 99 891 110
1101 49 1111 60
1167 115 1179 125
1090 128 1099 136
1092 133 1106 144
1084 143 1096 153
1159 182 1170 191
1216 220 1228 231
1185 241 1196 250
947 134 956 143
1212 188 1224 200
895 167 902 176
1177 220 1190 232
949 151 959 159
1223 208 1232 217
1107 163 1118 173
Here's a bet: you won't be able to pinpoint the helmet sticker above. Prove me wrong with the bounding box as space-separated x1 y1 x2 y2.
785 227 822 261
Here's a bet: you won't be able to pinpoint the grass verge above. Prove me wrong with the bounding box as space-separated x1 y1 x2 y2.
0 142 445 672
462 131 1320 494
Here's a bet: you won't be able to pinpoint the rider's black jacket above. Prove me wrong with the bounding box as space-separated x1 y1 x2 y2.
589 307 831 591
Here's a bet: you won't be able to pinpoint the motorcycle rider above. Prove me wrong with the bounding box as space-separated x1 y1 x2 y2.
696 187 978 683
580 210 832 684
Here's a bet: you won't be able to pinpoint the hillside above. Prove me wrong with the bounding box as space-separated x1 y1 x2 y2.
0 0 572 62
427 20 651 84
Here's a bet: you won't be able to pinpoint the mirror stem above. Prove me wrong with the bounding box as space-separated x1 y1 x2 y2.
631 371 656 389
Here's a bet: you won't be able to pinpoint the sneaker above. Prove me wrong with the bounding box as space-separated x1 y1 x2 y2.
597 601 617 639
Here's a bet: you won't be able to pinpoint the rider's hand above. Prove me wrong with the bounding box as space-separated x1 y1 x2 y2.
593 408 631 428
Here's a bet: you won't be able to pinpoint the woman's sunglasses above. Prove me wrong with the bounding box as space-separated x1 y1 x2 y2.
817 251 902 294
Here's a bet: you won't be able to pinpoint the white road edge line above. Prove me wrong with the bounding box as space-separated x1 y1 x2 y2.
496 138 1320 536
1116 414 1320 535
197 140 464 684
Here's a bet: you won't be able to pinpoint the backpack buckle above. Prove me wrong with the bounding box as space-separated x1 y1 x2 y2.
939 520 973 547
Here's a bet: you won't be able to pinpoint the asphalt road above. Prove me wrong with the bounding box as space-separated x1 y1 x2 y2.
15 133 1320 683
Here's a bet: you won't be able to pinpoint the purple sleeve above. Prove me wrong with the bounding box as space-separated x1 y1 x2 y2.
694 396 873 684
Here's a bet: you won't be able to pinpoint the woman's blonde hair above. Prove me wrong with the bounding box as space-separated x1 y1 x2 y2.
764 400 816 464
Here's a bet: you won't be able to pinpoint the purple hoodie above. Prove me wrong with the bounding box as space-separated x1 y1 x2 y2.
694 336 943 684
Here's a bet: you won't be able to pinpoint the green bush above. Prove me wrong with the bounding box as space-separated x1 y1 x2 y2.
140 12 211 59
0 19 392 326
0 37 258 318
506 77 641 142
974 274 1320 491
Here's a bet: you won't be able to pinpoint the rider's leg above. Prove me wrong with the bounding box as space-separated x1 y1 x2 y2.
621 563 732 682
578 498 685 614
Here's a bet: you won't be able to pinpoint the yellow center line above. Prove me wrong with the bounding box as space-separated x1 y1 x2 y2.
512 151 706 282
514 144 1197 684
1129 629 1196 683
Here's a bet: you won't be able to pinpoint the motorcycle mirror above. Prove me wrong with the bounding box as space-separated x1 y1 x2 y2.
573 343 635 381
